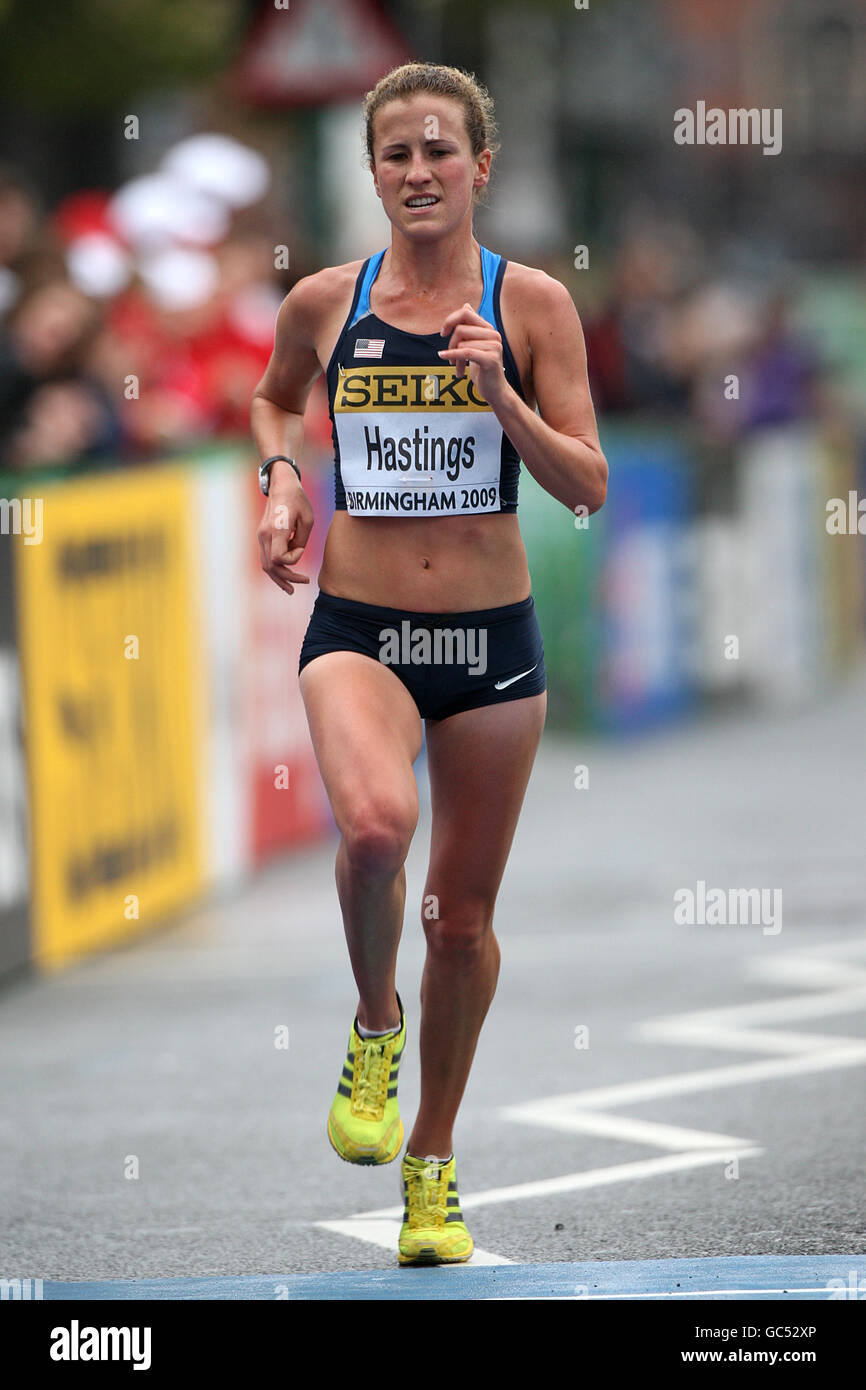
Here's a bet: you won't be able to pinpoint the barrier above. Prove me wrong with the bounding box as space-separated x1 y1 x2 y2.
522 424 696 733
0 447 333 978
0 519 29 979
521 419 865 733
591 427 696 734
736 424 863 705
242 462 334 861
13 465 205 969
190 450 333 885
518 466 601 731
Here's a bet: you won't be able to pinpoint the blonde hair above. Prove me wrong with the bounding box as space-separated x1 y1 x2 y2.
363 62 499 203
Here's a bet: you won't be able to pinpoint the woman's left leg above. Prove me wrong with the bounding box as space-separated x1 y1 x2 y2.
406 691 547 1161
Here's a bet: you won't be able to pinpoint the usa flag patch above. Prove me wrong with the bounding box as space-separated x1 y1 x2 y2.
354 338 385 359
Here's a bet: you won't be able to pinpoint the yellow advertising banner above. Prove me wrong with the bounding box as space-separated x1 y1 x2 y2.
14 466 204 968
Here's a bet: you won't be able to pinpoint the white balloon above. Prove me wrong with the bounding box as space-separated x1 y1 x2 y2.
162 134 270 209
137 247 221 310
66 233 133 298
109 174 230 250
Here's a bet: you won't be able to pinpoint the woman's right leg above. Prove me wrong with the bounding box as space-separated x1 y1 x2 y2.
299 651 424 1031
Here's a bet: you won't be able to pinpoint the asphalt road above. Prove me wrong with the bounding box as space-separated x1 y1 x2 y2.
2 662 865 1284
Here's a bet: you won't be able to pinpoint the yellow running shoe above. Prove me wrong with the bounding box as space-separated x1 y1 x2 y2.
398 1151 474 1265
326 993 405 1164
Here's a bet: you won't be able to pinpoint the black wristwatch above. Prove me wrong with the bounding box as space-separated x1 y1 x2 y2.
258 455 301 495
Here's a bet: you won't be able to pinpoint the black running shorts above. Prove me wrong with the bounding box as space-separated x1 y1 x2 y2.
298 589 546 721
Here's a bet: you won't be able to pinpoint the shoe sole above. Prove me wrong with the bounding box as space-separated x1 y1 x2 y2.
398 1245 473 1266
327 1114 403 1166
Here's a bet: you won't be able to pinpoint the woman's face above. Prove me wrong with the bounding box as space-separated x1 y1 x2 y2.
370 94 490 239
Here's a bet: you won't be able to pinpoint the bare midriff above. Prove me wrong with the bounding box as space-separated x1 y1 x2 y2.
317 510 531 612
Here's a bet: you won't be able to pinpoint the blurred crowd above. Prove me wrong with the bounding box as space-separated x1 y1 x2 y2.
0 143 850 474
0 135 331 474
573 215 832 446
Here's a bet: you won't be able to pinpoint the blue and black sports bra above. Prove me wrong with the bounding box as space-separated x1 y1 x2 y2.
325 244 524 517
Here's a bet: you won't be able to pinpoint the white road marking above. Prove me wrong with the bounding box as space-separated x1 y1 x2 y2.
315 941 866 1272
316 1218 514 1265
503 941 866 1135
499 1109 752 1150
505 1044 866 1124
342 1148 762 1219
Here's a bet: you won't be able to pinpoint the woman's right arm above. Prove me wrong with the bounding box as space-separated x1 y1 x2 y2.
251 277 324 595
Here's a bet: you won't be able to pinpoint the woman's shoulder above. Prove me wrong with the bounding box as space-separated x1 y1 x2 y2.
498 256 580 353
279 259 370 328
500 256 577 311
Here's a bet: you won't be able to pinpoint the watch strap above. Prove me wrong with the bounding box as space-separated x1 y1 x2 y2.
259 455 301 494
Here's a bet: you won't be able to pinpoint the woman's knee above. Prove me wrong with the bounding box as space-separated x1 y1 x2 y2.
341 795 417 875
421 897 496 959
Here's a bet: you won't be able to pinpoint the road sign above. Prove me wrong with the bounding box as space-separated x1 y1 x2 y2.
233 0 411 108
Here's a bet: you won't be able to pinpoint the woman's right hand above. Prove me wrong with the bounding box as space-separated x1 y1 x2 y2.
256 463 315 594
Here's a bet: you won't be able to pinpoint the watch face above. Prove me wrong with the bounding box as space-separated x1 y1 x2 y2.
259 458 296 494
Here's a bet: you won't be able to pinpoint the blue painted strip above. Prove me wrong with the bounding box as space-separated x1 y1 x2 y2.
38 1255 866 1301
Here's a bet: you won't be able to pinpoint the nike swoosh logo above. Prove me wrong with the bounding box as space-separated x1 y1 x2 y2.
494 664 538 690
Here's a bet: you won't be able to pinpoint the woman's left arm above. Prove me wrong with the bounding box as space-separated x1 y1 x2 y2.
439 274 607 515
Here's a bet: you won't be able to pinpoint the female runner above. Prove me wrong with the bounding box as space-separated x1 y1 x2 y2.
252 62 607 1266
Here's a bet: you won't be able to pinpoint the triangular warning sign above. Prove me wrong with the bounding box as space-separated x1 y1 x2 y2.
233 0 412 107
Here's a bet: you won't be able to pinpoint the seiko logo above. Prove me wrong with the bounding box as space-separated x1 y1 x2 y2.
334 368 489 412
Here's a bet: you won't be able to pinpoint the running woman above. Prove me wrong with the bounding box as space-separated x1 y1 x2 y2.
252 63 607 1266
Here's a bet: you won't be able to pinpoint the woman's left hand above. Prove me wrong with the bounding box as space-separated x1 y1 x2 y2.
438 303 510 407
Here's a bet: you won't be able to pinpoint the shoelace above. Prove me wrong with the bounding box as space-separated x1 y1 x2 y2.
353 1039 388 1116
405 1165 448 1228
